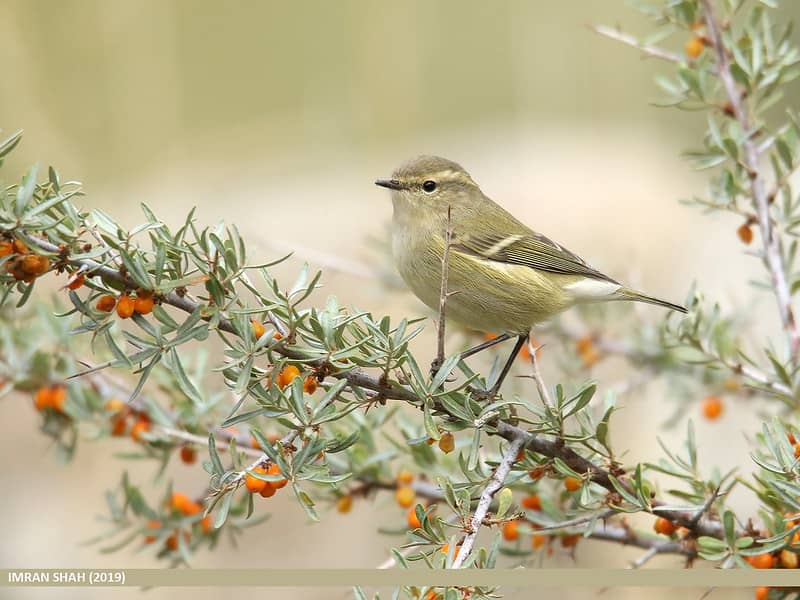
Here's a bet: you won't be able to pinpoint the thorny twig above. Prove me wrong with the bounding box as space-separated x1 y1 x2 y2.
452 436 526 568
701 0 800 360
433 205 454 375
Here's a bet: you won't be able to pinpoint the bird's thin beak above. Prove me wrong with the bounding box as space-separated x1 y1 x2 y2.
375 178 403 191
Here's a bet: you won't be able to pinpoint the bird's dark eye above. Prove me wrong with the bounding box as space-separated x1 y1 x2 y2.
422 180 437 193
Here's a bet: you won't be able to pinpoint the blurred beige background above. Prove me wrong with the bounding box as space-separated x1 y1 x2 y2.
2 1 796 599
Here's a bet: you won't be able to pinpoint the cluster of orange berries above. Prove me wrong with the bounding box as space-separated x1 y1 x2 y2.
96 289 155 318
501 517 574 551
268 362 318 394
33 384 68 413
243 463 288 499
394 469 417 512
103 399 152 441
746 514 800 600
143 492 213 550
0 238 50 283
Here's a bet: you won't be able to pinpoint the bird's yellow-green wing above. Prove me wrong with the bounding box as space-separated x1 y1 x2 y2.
452 231 619 284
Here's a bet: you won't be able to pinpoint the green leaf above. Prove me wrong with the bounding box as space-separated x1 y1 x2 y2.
496 487 513 519
168 348 203 404
208 434 224 476
213 491 233 529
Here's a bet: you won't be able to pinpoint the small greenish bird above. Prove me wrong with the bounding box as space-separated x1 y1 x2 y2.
375 155 686 337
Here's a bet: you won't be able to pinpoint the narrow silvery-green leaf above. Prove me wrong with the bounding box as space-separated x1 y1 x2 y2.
495 487 513 519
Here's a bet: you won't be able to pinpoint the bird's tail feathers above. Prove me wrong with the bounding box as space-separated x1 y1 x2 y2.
614 287 687 314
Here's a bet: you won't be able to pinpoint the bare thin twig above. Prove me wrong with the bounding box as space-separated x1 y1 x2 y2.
588 522 694 558
452 435 526 568
434 206 454 373
527 339 554 411
701 0 800 359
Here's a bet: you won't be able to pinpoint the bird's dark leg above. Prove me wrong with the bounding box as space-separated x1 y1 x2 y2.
459 332 514 360
430 332 514 378
481 334 528 400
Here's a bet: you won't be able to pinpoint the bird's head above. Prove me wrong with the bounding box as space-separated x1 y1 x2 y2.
375 156 480 216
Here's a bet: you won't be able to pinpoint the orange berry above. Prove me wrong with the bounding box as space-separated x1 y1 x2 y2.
528 466 545 480
165 532 180 551
303 375 318 394
576 337 594 355
0 239 12 257
561 534 581 548
581 347 601 368
130 419 151 442
259 483 276 498
440 543 460 555
438 432 455 454
200 515 213 534
521 494 542 511
685 36 705 58
267 463 288 489
794 443 800 459
96 294 117 312
426 592 438 600
515 449 525 462
277 365 301 389
143 520 161 544
749 552 775 569
66 273 85 290
273 331 283 340
251 320 265 339
788 432 797 445
180 446 197 465
425 438 436 445
21 254 49 275
250 436 260 449
110 414 128 436
104 398 125 412
245 466 268 493
170 492 192 513
502 520 519 541
532 534 546 549
396 486 415 508
12 239 27 254
183 501 202 516
780 548 798 569
33 387 53 411
397 470 414 485
116 294 135 319
653 517 677 536
702 395 723 420
336 495 353 513
737 223 754 245
134 294 154 315
407 506 422 529
564 477 581 492
50 385 66 412
755 587 769 600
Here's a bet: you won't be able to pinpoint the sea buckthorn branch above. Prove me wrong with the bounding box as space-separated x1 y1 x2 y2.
596 0 800 370
452 436 525 568
0 151 738 562
700 0 800 360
